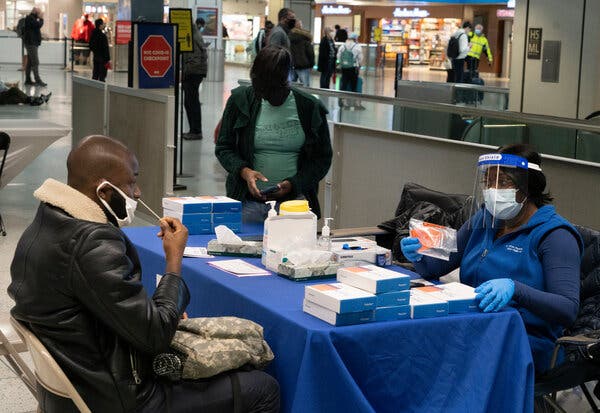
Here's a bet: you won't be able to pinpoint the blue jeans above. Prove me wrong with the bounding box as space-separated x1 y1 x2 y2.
295 69 310 87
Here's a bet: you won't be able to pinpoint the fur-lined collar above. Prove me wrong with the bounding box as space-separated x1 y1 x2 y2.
34 178 108 224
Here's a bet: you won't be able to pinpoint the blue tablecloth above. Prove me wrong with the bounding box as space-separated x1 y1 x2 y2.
123 226 535 413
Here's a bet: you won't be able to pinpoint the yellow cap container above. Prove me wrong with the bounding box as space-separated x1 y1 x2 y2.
279 200 311 215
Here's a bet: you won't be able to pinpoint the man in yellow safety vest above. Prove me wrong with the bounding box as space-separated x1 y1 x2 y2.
466 24 493 78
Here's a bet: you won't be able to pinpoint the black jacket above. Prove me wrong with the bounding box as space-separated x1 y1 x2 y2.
23 13 43 46
8 179 190 412
89 27 110 62
318 36 336 72
215 86 332 218
567 226 600 336
289 28 315 70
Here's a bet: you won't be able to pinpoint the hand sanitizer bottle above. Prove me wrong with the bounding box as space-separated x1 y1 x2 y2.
318 218 333 251
262 201 277 265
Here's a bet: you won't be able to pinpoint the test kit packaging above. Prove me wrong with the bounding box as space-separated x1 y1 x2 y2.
376 290 410 307
162 196 241 214
304 283 376 313
332 245 392 266
303 300 374 326
208 196 242 213
336 265 411 294
162 197 211 213
409 289 449 319
162 209 212 235
375 305 411 322
413 283 479 313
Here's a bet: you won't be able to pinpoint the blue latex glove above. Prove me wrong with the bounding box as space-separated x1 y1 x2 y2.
474 279 515 313
400 237 423 263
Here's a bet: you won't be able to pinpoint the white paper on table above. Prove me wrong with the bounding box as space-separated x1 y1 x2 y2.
183 247 214 258
207 259 270 277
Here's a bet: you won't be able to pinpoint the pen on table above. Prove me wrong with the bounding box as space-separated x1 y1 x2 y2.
138 199 162 222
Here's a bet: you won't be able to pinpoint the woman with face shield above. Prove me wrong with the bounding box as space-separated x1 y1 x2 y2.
401 144 583 374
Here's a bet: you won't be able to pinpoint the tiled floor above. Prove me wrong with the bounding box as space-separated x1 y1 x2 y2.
0 63 595 412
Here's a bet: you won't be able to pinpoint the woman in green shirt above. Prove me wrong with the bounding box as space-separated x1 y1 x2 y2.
215 46 333 222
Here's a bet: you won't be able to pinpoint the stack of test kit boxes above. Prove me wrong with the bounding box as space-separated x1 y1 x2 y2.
162 196 242 235
410 282 478 317
303 265 412 326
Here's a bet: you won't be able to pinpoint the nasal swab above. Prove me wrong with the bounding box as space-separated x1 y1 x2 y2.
138 198 162 222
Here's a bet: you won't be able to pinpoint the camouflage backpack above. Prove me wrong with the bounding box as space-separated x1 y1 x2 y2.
153 317 274 380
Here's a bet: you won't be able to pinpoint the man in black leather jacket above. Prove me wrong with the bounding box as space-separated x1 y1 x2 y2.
9 135 280 412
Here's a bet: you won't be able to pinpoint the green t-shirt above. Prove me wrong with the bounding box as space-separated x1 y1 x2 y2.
253 93 305 191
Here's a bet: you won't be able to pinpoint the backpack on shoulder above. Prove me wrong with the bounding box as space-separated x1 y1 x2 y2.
340 44 356 69
446 33 464 59
16 17 26 38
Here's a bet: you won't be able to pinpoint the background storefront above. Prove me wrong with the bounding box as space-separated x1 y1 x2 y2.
315 3 513 77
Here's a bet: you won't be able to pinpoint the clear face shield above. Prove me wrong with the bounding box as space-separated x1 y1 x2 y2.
470 153 541 228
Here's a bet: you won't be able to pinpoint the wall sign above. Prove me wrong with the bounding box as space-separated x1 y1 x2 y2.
115 20 131 45
507 0 516 8
321 5 352 15
497 9 515 18
392 7 430 18
527 28 542 59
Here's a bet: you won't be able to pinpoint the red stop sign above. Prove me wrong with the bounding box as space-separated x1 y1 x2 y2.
140 35 172 78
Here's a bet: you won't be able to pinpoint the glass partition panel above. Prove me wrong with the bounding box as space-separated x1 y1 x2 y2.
237 79 600 165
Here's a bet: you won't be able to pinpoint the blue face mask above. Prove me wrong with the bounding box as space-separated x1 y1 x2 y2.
200 26 204 33
475 29 482 36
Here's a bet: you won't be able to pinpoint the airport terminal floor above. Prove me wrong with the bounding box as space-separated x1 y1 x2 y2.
0 63 595 412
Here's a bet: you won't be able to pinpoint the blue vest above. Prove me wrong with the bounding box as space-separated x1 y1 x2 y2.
461 205 582 371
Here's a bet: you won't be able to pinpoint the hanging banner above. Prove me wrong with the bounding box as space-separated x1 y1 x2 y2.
169 8 194 52
132 23 176 88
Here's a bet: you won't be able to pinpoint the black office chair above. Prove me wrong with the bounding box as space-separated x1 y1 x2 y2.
0 132 10 236
535 225 600 412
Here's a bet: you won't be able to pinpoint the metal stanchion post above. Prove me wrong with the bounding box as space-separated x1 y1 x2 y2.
70 38 75 72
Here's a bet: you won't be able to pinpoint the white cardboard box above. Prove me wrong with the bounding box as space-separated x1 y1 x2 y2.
332 245 392 266
303 300 374 326
413 282 479 313
409 289 449 319
337 265 411 294
162 196 241 214
304 283 376 313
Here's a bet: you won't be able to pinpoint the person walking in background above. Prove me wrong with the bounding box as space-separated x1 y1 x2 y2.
334 24 348 43
449 21 471 83
318 27 336 89
268 8 296 51
337 32 362 93
182 23 208 141
289 20 314 87
89 19 110 82
253 20 274 56
467 24 493 78
23 7 46 86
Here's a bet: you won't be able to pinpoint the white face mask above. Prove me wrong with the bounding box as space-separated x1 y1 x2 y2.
483 188 524 220
96 181 138 227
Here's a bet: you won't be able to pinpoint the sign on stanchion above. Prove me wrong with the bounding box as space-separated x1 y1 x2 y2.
128 22 186 190
169 8 195 180
131 23 176 89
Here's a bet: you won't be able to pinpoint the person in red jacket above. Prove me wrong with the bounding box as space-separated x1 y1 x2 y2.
71 14 95 65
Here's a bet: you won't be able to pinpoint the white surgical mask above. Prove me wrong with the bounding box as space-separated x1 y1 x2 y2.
475 29 482 36
483 188 524 220
96 181 138 227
